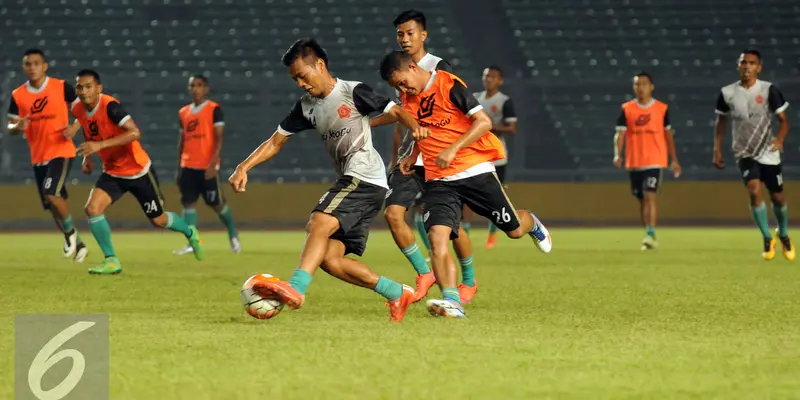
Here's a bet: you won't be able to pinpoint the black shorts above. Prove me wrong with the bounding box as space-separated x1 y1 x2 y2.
313 175 387 256
178 167 225 206
422 171 520 239
33 157 73 210
629 168 663 200
95 167 166 219
495 164 507 183
385 165 426 209
738 158 783 193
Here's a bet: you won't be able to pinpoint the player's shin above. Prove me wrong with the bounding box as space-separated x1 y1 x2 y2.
88 214 116 258
773 203 789 238
163 211 193 236
181 207 198 227
216 204 238 239
413 210 432 252
428 226 458 294
750 202 772 239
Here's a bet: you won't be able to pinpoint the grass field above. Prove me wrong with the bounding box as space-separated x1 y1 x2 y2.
1 227 799 399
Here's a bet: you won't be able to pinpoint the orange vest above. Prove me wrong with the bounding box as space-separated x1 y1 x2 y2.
621 99 669 169
179 100 222 170
72 94 150 177
11 77 76 164
400 71 505 180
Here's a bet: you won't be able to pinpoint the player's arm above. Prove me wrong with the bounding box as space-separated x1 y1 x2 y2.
713 92 730 169
492 98 518 135
440 81 493 163
663 109 681 177
6 96 27 134
206 105 225 175
613 108 626 167
768 85 790 151
76 101 139 156
354 84 421 134
232 100 308 176
60 83 82 139
176 117 185 181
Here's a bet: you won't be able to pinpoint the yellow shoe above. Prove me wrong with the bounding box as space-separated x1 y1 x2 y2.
763 236 777 261
776 230 796 261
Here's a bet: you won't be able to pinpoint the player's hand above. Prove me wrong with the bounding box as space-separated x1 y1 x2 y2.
435 147 458 169
77 141 104 157
60 123 79 139
770 139 784 153
713 148 725 170
613 156 623 168
399 156 416 175
9 116 29 134
412 127 431 141
229 167 248 193
204 166 217 179
671 160 682 178
81 157 94 175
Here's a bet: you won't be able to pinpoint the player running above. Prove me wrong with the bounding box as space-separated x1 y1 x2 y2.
376 9 479 304
6 49 88 262
713 49 793 261
228 38 426 322
613 72 681 250
379 51 552 319
474 65 518 250
70 69 204 274
173 74 241 256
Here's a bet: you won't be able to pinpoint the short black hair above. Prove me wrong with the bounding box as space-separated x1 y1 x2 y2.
393 9 426 30
634 71 654 84
77 69 102 84
379 51 414 81
190 74 209 85
281 37 328 67
742 48 762 61
486 65 504 77
23 48 47 62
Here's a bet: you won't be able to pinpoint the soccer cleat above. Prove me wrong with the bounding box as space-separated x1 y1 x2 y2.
63 229 78 258
763 236 777 261
172 245 194 255
230 237 242 254
641 235 658 251
458 281 478 305
88 256 122 275
74 242 88 263
252 276 305 309
387 285 415 322
776 230 795 261
485 232 498 250
528 214 552 253
413 272 436 303
188 226 205 261
426 299 466 319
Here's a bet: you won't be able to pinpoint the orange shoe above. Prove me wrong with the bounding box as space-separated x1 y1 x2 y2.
485 232 498 250
413 272 436 303
387 285 415 322
458 281 478 304
252 277 305 309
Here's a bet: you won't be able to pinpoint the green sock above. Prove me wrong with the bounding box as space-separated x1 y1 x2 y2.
182 207 197 227
459 256 475 286
488 222 498 234
750 202 772 239
401 243 430 275
374 276 403 301
774 204 789 237
413 212 431 251
88 214 115 258
645 225 656 239
462 222 471 235
288 269 313 295
442 287 461 304
61 215 74 232
165 211 193 237
217 204 238 239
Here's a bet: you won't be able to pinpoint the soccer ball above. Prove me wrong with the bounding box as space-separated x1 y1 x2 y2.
241 274 284 320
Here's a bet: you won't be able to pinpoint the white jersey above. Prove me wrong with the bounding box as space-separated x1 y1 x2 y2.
395 53 453 167
278 79 396 188
474 90 517 167
715 79 789 165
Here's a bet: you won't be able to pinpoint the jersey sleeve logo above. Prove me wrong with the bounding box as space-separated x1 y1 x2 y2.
418 94 436 119
634 113 652 126
31 96 49 114
186 118 199 132
337 104 351 119
88 121 99 138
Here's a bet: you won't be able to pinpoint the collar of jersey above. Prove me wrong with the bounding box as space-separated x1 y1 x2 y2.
26 76 49 94
190 100 209 114
423 71 437 93
86 94 104 118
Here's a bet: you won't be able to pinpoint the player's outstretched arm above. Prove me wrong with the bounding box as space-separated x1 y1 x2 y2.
713 115 727 169
370 112 399 128
77 118 141 156
229 131 288 193
613 129 625 168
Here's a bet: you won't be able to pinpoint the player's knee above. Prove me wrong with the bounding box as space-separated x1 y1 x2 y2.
384 206 405 227
307 212 339 236
506 227 526 239
211 203 225 213
428 227 450 247
149 214 168 228
771 193 785 207
85 203 104 217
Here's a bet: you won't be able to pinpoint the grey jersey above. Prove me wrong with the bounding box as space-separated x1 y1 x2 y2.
395 53 453 166
474 90 517 166
716 80 789 165
278 79 395 188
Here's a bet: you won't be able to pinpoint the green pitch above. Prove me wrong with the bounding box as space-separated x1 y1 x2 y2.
1 228 799 399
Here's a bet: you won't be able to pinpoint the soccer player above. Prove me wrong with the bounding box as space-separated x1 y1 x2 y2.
173 74 240 256
6 49 88 261
474 65 518 250
228 38 425 322
71 69 204 274
613 72 681 250
378 9 479 304
713 49 793 261
379 51 553 318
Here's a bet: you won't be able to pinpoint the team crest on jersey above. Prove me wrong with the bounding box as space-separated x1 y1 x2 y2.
634 113 652 126
337 105 351 119
490 104 498 113
31 96 49 114
186 118 199 132
755 95 764 104
88 121 99 138
418 95 436 119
